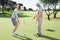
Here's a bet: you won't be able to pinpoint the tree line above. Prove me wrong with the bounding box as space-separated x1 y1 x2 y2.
40 0 60 20
0 0 34 13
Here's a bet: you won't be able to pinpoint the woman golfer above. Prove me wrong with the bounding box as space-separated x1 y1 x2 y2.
11 4 20 36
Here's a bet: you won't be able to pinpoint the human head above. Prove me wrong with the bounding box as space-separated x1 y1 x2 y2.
15 4 20 10
36 3 40 7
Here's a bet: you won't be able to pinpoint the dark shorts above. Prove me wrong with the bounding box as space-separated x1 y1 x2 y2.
11 18 17 26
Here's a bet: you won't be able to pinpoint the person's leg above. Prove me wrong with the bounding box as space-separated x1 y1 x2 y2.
13 24 18 33
11 18 18 36
12 24 18 36
37 18 42 35
11 18 18 33
37 20 42 35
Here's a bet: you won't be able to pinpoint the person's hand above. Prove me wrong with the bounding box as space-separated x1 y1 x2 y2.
33 17 35 19
18 21 20 24
18 20 20 24
36 17 38 20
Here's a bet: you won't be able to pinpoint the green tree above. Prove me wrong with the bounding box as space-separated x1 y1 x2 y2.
0 0 9 13
28 8 33 11
8 1 16 10
40 0 59 20
0 0 16 12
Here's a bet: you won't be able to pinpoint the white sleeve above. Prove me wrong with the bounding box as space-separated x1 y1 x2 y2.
14 10 18 18
39 6 43 11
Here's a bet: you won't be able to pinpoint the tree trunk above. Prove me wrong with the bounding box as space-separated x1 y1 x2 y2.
53 3 57 18
44 10 50 20
48 4 50 20
54 13 57 18
44 4 51 20
48 15 50 20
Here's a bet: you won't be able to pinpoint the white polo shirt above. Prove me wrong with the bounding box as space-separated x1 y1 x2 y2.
36 6 43 20
39 6 43 11
11 9 19 19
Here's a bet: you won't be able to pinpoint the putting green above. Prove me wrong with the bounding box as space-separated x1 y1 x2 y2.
0 11 60 40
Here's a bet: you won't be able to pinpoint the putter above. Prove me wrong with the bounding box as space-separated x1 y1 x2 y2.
23 18 25 25
19 21 26 36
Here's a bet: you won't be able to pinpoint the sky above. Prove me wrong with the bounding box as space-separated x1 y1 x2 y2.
12 0 42 10
12 0 60 10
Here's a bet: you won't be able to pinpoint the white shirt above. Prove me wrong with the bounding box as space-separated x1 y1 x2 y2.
39 6 43 11
11 9 19 18
36 6 43 20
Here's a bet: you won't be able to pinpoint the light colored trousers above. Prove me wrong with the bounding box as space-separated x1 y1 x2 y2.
36 18 42 35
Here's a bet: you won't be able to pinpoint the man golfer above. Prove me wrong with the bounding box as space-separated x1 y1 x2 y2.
33 3 43 37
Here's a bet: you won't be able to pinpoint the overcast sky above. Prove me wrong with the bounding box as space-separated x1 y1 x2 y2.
12 0 43 10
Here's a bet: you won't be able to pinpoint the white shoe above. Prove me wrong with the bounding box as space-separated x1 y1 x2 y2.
14 32 17 35
12 33 16 37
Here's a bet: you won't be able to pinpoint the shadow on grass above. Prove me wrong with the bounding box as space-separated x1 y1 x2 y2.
0 13 30 18
36 34 59 40
47 29 55 32
14 34 32 40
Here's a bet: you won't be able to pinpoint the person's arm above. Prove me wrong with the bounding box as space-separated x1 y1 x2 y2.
33 15 37 19
16 17 20 24
16 13 20 24
15 10 20 24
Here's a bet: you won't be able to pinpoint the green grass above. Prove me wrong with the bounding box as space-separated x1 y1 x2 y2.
0 11 60 40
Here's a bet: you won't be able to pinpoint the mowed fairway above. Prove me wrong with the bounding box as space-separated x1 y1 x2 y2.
0 11 60 40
